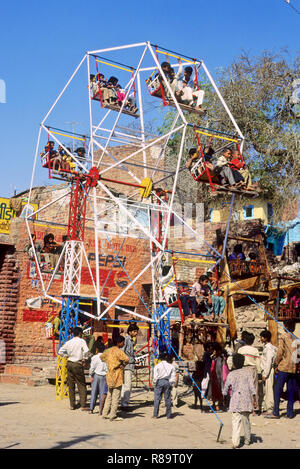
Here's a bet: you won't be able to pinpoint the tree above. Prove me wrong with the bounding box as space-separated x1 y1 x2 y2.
160 50 300 222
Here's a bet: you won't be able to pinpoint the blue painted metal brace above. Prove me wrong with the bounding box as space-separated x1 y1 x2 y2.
58 296 79 349
153 303 171 359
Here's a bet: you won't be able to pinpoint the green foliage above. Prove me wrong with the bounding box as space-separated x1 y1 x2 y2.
157 50 300 222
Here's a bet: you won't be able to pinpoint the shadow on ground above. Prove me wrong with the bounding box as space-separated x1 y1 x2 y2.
51 433 109 449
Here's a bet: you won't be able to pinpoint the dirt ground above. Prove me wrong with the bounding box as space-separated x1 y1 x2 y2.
0 382 300 451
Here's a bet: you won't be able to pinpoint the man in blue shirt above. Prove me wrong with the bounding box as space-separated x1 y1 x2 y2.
120 323 139 410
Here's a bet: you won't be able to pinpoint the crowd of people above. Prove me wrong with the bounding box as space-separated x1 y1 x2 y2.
186 138 257 192
57 318 300 449
90 74 138 114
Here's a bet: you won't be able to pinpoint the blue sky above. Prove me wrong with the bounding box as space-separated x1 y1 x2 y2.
0 0 299 198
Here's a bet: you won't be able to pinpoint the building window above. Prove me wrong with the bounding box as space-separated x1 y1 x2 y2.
243 205 254 219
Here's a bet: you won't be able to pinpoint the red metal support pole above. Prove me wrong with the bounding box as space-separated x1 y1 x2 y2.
172 255 185 324
195 128 216 193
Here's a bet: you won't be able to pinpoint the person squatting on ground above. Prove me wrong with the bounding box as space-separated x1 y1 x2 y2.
223 353 257 449
153 353 176 419
120 324 139 410
58 326 90 411
101 335 129 421
89 343 108 415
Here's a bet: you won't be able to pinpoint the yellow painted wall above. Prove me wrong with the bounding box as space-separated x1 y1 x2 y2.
210 198 269 224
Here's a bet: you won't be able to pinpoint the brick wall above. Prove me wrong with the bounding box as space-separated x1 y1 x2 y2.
0 245 20 372
0 141 268 366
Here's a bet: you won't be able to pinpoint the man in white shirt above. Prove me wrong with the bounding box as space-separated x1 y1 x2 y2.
176 65 204 109
58 326 90 410
153 353 176 419
260 330 277 416
89 342 108 415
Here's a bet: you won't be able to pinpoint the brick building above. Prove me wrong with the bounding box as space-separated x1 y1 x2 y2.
0 138 270 375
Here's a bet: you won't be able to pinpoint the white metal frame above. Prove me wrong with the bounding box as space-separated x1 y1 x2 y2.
26 41 245 326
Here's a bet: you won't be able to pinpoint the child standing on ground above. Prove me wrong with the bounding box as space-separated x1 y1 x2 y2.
223 353 257 449
89 343 108 415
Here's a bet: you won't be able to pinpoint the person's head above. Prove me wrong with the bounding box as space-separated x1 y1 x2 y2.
204 341 213 352
108 76 118 86
184 66 193 78
205 146 215 156
222 148 231 159
234 244 243 254
127 323 139 338
243 331 255 346
206 271 213 279
283 319 296 333
260 330 272 344
98 74 105 80
115 335 125 348
195 360 204 371
90 74 95 81
279 288 287 299
75 147 85 157
169 67 175 78
44 233 54 243
95 342 105 353
199 274 208 286
188 147 197 157
249 252 257 260
49 141 55 149
231 150 240 158
73 326 83 337
161 62 170 73
165 353 173 364
158 351 167 362
212 342 223 356
233 353 245 369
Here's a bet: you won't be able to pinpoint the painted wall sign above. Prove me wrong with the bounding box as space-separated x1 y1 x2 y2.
23 309 53 322
0 197 38 234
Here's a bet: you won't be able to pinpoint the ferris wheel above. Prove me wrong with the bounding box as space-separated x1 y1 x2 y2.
25 41 251 375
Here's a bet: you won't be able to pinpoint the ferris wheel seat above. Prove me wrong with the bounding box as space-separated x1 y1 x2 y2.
146 76 162 96
92 92 139 118
146 79 206 115
168 100 206 116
